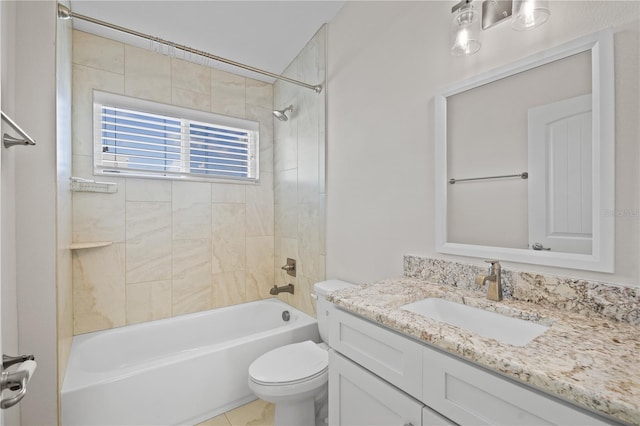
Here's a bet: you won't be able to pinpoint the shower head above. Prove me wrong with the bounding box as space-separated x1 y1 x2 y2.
273 105 294 121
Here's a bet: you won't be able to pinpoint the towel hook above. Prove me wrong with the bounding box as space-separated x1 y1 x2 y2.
1 111 36 148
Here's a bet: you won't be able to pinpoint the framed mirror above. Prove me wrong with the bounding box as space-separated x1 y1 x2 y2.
434 30 614 272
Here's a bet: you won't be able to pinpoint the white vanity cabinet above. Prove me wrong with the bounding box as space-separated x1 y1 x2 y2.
329 308 619 426
329 308 455 425
329 350 425 426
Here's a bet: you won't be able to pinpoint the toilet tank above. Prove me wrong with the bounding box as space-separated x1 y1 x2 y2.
313 280 358 344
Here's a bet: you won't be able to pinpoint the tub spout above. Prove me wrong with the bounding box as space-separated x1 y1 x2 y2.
270 284 294 295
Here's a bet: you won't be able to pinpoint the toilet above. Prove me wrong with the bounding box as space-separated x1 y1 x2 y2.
248 279 356 426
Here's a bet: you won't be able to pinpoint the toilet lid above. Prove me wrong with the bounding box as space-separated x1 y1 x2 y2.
249 341 328 385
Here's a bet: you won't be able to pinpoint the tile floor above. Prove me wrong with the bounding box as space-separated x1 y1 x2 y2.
197 399 274 426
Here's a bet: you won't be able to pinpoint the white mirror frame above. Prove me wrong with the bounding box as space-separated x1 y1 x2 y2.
435 30 615 273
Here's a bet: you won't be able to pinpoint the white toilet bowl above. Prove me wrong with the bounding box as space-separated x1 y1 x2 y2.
248 280 356 426
249 340 328 426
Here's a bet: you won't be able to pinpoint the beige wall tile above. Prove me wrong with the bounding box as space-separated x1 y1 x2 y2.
172 87 211 111
72 187 126 243
246 172 274 237
73 30 124 74
275 203 298 240
211 68 246 117
72 64 124 157
212 271 246 308
172 181 212 239
274 133 297 172
260 144 274 174
211 183 246 204
126 178 172 202
126 202 172 284
247 104 274 147
126 280 172 324
172 239 212 315
299 202 320 250
245 236 275 301
246 202 274 237
73 243 126 334
211 204 246 273
125 45 171 103
299 248 321 282
246 79 273 109
171 58 211 94
290 276 317 317
298 133 320 204
275 169 297 205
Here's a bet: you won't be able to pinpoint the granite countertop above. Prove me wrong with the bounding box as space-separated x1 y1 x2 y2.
328 277 640 425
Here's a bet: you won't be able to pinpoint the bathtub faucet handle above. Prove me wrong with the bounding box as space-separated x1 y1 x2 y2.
281 258 296 277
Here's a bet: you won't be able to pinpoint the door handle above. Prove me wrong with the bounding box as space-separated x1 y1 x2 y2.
531 242 551 251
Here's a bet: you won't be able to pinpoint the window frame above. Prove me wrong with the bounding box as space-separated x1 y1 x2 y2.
92 90 260 183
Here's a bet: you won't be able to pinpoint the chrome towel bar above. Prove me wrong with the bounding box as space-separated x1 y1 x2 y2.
449 172 528 184
1 111 36 148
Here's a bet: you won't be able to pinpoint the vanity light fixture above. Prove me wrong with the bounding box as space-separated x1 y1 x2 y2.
450 0 550 56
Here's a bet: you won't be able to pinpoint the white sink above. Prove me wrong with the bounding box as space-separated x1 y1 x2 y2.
400 298 549 347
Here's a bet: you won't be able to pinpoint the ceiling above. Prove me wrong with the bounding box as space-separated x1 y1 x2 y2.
68 1 345 83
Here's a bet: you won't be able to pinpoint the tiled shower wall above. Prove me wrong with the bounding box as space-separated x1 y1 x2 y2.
273 26 327 316
71 31 275 335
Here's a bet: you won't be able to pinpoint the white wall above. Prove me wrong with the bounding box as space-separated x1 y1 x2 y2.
326 1 640 286
14 1 58 424
0 2 21 424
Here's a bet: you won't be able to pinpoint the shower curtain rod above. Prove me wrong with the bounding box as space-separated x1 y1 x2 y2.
57 3 323 93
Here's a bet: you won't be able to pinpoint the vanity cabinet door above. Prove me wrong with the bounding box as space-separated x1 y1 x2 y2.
329 350 425 426
330 308 423 398
422 346 614 426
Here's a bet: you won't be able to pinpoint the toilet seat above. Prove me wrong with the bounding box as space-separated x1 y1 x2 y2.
249 340 328 386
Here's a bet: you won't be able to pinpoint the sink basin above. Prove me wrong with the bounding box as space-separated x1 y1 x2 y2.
400 298 549 347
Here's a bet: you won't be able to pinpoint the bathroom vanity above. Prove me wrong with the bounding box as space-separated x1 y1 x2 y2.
326 274 639 426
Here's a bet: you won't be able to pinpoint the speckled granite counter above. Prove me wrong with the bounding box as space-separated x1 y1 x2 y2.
329 277 640 425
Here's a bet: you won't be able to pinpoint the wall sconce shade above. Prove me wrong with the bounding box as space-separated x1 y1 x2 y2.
450 1 482 56
450 0 550 56
512 0 550 30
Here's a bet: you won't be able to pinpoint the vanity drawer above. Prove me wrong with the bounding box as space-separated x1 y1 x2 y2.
422 346 614 426
330 308 422 398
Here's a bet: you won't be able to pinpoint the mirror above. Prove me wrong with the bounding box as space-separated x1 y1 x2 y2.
435 30 615 272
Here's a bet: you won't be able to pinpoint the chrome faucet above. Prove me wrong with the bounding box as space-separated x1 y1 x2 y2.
475 260 502 301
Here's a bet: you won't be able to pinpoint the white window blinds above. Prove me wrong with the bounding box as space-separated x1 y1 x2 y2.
93 92 259 182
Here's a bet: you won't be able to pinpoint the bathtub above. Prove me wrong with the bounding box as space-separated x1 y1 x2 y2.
61 298 319 425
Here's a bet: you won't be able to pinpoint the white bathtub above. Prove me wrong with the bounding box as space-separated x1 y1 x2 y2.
61 298 319 425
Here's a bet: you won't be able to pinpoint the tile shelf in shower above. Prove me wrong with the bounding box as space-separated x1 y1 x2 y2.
69 242 113 250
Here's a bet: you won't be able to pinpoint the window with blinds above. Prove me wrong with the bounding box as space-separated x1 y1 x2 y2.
93 91 259 182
